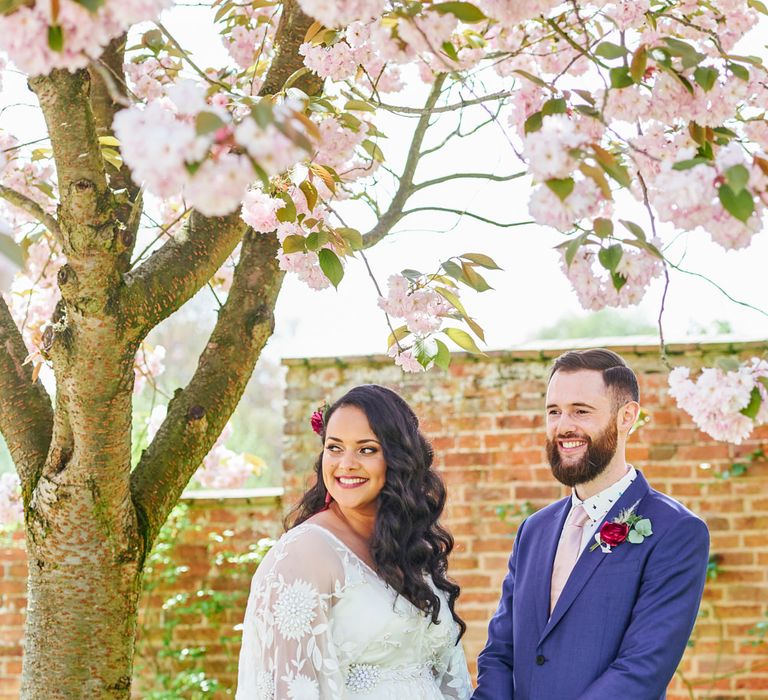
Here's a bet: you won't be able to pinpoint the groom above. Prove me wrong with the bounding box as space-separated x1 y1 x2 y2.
473 349 709 699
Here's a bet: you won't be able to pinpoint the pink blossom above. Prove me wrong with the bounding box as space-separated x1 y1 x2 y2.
278 251 332 290
134 342 166 395
602 0 651 30
528 179 608 232
478 0 561 27
0 473 23 526
241 189 281 233
297 0 386 28
145 405 167 442
668 359 768 444
378 274 449 337
523 114 588 181
388 346 425 374
0 0 171 76
193 421 264 489
184 153 255 217
300 41 358 81
235 120 306 176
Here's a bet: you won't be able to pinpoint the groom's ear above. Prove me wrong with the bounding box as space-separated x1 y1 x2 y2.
617 400 641 437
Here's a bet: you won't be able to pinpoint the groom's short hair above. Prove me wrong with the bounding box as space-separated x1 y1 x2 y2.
549 348 640 407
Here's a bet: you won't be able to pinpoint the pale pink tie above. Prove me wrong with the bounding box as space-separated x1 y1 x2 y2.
550 505 590 614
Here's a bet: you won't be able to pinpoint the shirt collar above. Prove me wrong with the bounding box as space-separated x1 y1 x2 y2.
571 466 637 525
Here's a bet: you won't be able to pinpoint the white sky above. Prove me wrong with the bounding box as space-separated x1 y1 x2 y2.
1 3 767 365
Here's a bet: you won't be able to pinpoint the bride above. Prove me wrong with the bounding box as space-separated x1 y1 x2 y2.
236 384 471 699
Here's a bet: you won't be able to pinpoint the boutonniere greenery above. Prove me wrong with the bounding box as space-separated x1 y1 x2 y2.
590 499 653 554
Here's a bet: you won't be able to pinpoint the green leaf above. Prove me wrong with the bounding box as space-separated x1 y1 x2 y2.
387 324 410 348
749 0 768 13
431 1 487 22
443 327 484 354
663 37 705 69
98 135 121 147
48 25 64 52
628 530 645 545
634 518 653 537
275 193 297 223
630 45 648 83
694 66 718 92
718 183 754 222
461 262 492 291
564 235 584 268
305 229 329 250
725 164 750 194
514 69 551 89
0 0 35 14
541 98 567 116
442 260 467 284
435 286 469 318
740 386 762 420
101 147 123 171
401 268 422 282
611 271 627 291
592 145 631 187
573 89 596 106
336 227 363 250
672 157 710 170
595 42 628 59
0 232 23 267
72 0 105 11
195 111 225 136
283 66 311 90
141 28 165 52
598 244 623 272
344 99 376 112
524 111 543 134
545 177 574 201
282 235 307 254
299 180 318 211
618 219 645 241
727 62 750 81
609 66 634 89
594 218 613 238
318 248 344 289
361 139 385 163
434 339 451 370
459 253 501 270
440 40 460 62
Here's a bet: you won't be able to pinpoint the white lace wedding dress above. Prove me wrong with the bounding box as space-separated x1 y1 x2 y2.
236 522 472 699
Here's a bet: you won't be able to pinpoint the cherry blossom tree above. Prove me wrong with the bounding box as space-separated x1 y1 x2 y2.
0 0 767 695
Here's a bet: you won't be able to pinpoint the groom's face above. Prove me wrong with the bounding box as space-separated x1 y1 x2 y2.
545 369 619 487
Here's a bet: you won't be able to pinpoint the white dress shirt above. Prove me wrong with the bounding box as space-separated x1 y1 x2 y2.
561 466 638 551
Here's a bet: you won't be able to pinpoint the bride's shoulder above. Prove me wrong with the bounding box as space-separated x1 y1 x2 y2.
257 522 347 581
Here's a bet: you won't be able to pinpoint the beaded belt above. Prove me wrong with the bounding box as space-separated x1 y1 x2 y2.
345 662 435 693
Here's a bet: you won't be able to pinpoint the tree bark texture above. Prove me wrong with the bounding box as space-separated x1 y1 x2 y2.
0 5 322 697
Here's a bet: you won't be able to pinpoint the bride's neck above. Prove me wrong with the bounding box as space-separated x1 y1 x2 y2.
330 502 376 541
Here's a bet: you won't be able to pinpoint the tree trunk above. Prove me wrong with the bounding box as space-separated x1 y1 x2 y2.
22 493 142 699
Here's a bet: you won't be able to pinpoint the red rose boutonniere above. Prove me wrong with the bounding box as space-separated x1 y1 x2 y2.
590 500 653 554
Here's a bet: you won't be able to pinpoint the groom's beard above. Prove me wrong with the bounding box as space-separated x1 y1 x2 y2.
546 420 618 487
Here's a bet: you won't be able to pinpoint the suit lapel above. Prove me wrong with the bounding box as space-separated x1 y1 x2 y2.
534 498 571 634
538 472 651 644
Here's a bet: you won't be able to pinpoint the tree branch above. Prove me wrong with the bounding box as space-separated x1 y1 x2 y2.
362 75 446 249
412 170 526 192
28 69 108 202
400 206 535 228
375 88 512 116
121 210 247 338
130 231 284 548
0 185 61 241
0 296 53 502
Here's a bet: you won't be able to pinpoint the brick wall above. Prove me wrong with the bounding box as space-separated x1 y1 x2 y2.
1 339 767 698
0 489 283 700
283 339 768 699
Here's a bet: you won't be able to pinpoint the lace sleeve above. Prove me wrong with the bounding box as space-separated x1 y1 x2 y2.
435 637 473 700
235 526 347 699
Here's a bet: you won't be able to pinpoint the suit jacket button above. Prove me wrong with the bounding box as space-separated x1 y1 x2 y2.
536 655 546 666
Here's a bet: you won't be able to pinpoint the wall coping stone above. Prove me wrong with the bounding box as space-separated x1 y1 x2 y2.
282 334 768 368
180 487 283 505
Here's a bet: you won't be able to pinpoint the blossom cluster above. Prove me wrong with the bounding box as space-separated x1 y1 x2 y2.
0 0 171 75
0 473 22 527
668 359 768 444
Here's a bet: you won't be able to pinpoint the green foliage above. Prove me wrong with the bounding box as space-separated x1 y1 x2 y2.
133 504 274 698
706 553 723 581
713 448 764 480
531 309 656 340
747 610 767 647
496 501 537 527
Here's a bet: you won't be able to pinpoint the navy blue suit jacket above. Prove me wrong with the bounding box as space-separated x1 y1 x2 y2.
473 471 709 700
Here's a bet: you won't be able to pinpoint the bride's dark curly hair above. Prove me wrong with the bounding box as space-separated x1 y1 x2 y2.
287 384 466 641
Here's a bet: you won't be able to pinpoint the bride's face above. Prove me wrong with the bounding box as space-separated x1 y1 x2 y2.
322 405 387 515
